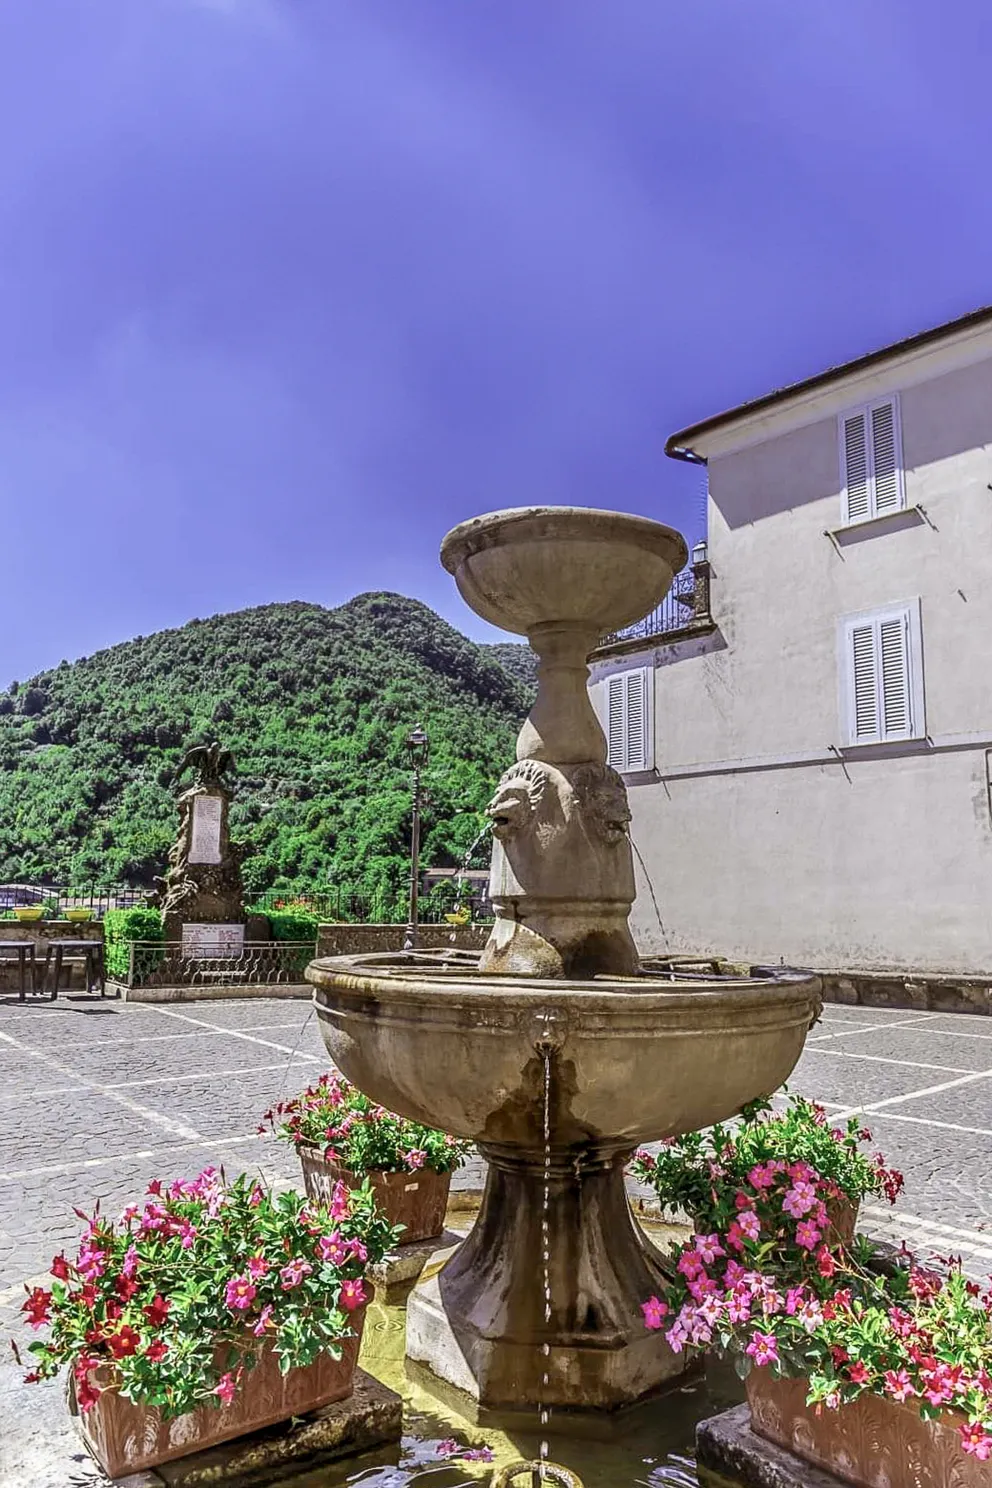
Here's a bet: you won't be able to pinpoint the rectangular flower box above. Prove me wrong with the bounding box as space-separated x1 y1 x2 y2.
747 1367 987 1488
74 1308 367 1479
298 1144 450 1245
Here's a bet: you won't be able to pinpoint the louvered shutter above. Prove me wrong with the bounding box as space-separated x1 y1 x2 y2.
604 668 653 771
879 613 911 737
870 400 903 514
624 670 648 771
843 603 918 746
842 412 871 523
607 675 626 770
850 623 879 742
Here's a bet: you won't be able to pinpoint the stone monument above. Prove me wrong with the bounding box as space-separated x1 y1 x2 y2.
157 742 258 954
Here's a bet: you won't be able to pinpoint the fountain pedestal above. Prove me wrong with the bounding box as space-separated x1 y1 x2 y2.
308 505 822 1418
406 1142 689 1409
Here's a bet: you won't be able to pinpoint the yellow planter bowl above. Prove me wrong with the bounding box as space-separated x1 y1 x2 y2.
13 906 44 922
65 908 92 923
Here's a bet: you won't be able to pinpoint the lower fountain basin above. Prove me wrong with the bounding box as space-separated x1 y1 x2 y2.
307 952 821 1412
307 952 822 1152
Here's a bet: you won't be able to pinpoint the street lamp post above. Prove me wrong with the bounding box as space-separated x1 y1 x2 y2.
402 724 430 952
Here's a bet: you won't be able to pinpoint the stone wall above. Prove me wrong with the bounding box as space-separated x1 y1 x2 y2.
819 968 992 1016
315 923 489 959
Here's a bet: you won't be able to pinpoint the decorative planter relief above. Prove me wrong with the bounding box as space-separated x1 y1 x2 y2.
747 1368 990 1488
298 1145 450 1245
75 1313 367 1479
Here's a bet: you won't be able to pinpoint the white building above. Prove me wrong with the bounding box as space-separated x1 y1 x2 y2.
589 305 992 977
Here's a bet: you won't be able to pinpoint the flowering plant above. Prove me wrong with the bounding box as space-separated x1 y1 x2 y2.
19 1167 397 1420
260 1073 471 1176
637 1104 992 1463
630 1095 903 1233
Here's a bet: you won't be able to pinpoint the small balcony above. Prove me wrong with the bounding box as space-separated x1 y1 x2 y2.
591 545 713 657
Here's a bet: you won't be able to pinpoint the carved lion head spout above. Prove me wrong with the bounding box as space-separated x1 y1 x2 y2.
485 759 549 841
570 763 632 845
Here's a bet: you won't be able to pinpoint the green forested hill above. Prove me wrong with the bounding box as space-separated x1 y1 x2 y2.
0 594 536 894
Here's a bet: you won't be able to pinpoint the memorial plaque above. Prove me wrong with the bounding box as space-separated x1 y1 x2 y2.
189 795 223 864
181 923 245 959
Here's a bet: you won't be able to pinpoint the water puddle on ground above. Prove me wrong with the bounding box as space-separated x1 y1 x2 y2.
281 1302 745 1488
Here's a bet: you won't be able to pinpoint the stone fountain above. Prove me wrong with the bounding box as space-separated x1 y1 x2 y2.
307 506 821 1415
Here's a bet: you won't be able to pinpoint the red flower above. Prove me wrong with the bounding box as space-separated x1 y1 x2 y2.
960 1423 992 1460
22 1287 52 1329
106 1326 141 1359
847 1361 871 1385
73 1356 102 1412
340 1278 366 1311
816 1246 836 1279
78 1284 98 1311
50 1254 71 1281
214 1371 238 1405
144 1340 169 1362
143 1295 171 1328
146 1179 163 1196
115 1273 140 1303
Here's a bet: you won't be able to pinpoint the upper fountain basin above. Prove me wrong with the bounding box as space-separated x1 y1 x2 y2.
307 953 822 1155
439 506 688 639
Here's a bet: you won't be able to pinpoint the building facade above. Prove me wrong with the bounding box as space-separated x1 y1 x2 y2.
589 307 992 975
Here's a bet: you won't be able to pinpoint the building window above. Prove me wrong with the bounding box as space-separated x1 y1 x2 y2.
605 666 654 772
839 395 905 524
840 601 924 746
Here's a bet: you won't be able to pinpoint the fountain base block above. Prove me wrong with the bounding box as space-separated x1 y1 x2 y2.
405 1148 692 1411
406 1264 693 1412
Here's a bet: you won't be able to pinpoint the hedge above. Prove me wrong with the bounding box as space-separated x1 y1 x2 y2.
103 906 164 979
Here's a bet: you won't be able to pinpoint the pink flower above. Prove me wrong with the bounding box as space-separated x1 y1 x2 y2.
760 1286 784 1318
641 1296 669 1331
317 1232 349 1266
347 1238 368 1263
252 1304 274 1337
214 1372 238 1406
178 1219 197 1249
747 1163 775 1190
340 1278 366 1311
782 1181 817 1219
888 1306 914 1337
437 1439 459 1458
280 1259 313 1290
677 1249 703 1279
785 1287 805 1315
665 1321 688 1354
248 1185 264 1207
745 1331 779 1367
884 1369 915 1401
798 1300 823 1333
727 1289 752 1324
737 1210 760 1241
724 1259 746 1287
960 1424 992 1460
246 1255 271 1280
404 1149 427 1170
329 1181 351 1221
120 1245 139 1279
463 1447 494 1462
795 1219 821 1251
694 1233 725 1266
224 1276 257 1311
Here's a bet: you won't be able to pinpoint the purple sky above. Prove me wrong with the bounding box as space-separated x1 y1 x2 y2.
4 0 991 684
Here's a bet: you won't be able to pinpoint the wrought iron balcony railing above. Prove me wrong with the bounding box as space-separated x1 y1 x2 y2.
593 555 712 654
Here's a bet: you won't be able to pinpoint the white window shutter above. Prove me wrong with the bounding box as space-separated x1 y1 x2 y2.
842 412 871 523
607 675 626 770
849 622 879 742
625 670 648 771
879 613 911 737
870 400 903 514
842 602 920 746
604 667 653 772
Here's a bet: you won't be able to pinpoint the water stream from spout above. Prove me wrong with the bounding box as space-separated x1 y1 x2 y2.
628 834 672 960
448 820 493 940
539 1026 553 1472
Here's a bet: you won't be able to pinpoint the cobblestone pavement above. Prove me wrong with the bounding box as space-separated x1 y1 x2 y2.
1 993 991 1325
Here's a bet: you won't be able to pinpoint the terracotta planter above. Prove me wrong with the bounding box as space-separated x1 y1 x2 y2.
747 1368 988 1488
75 1306 367 1479
298 1145 451 1245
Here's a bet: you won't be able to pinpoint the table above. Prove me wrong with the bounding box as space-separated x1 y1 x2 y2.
42 940 107 1000
0 941 38 1000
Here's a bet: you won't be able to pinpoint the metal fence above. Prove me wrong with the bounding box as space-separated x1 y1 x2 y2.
0 884 145 917
114 941 316 990
251 888 493 924
595 564 710 651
